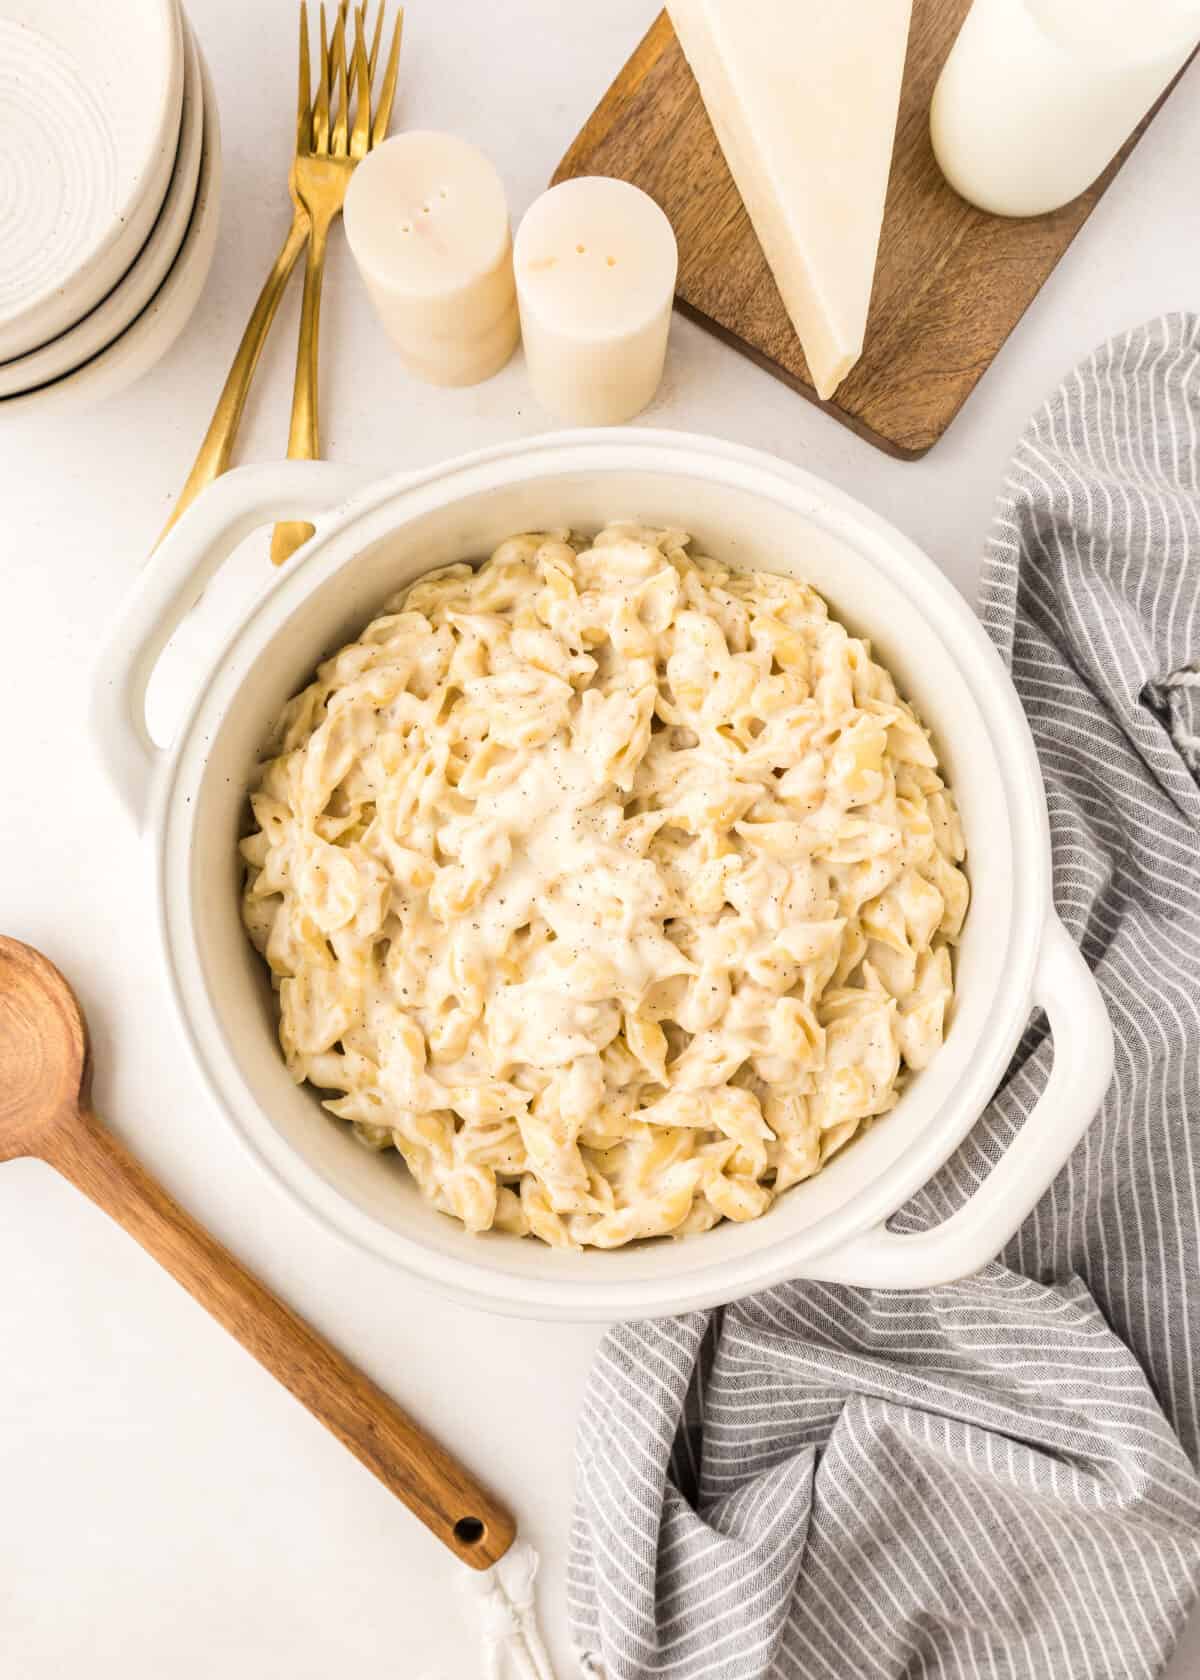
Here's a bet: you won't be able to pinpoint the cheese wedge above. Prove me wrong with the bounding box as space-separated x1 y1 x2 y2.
667 0 911 400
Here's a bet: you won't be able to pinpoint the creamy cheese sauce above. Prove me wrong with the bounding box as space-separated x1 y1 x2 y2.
241 525 968 1248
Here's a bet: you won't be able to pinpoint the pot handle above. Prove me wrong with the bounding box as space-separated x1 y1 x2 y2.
92 460 374 828
808 912 1113 1289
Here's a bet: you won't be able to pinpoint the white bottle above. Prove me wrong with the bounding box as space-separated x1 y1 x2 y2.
931 0 1200 217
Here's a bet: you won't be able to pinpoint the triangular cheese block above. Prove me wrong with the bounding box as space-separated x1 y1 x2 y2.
667 0 912 400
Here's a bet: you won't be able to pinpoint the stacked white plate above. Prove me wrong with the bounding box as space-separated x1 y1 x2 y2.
0 0 222 417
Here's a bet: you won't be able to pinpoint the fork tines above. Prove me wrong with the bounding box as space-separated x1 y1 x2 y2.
298 0 403 157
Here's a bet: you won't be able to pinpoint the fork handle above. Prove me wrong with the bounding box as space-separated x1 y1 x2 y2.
155 209 310 550
270 209 335 567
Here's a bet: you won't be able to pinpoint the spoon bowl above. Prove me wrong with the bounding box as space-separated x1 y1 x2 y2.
0 936 90 1163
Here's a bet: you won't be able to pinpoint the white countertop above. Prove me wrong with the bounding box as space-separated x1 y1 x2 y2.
2 2 1199 1674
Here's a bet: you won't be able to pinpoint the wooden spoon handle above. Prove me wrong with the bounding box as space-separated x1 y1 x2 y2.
46 1105 516 1570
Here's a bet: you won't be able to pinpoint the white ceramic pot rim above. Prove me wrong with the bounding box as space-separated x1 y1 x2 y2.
92 432 1113 1319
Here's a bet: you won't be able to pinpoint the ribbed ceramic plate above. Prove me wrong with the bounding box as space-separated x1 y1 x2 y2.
0 0 184 363
0 22 203 399
0 41 221 421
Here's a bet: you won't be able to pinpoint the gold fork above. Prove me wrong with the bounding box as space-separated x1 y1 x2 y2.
270 2 403 566
156 3 401 552
156 8 315 547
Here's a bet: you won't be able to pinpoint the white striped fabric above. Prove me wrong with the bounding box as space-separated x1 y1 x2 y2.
568 315 1200 1680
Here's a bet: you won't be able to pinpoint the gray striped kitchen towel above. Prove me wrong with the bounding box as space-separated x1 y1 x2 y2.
568 314 1200 1680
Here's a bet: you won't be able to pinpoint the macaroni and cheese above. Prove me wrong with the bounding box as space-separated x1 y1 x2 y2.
241 525 968 1248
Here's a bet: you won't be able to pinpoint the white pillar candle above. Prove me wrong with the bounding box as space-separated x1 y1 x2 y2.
931 0 1200 218
513 177 678 426
343 131 519 386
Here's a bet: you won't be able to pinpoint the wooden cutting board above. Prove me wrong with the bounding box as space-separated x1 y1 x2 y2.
553 7 1194 458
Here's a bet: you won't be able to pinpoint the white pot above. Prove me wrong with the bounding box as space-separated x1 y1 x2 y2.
92 431 1112 1320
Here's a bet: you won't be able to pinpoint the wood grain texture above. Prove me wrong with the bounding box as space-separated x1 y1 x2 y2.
0 936 515 1571
554 7 1194 458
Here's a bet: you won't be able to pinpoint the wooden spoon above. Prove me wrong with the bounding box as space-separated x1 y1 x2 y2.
0 936 515 1569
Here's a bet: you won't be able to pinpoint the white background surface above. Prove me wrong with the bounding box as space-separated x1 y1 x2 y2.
2 2 1199 1674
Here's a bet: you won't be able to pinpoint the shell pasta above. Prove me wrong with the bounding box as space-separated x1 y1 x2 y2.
240 524 968 1248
